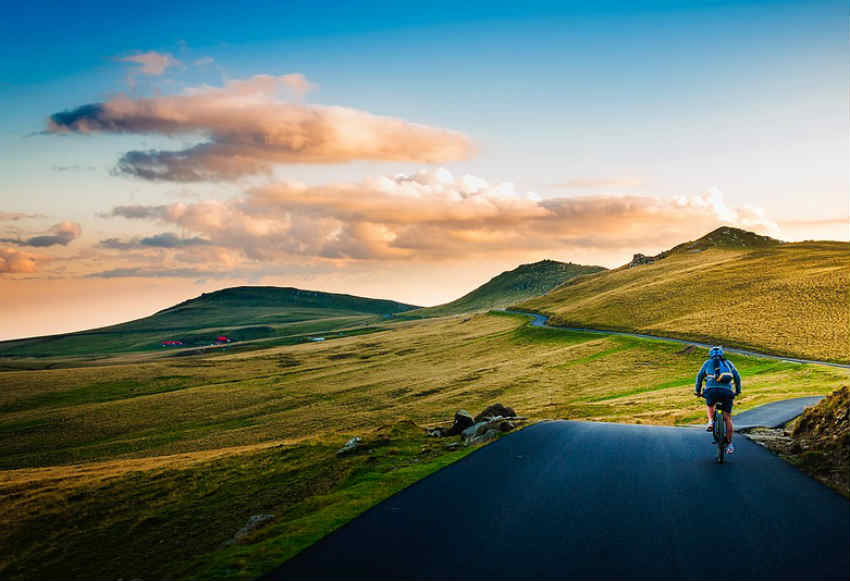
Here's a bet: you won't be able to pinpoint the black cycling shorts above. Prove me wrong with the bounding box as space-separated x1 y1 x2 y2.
704 388 734 413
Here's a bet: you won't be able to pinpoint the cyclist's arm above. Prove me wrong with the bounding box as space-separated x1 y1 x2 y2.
730 361 742 395
695 365 706 395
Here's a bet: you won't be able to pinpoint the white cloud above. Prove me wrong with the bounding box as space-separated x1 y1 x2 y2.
118 51 181 75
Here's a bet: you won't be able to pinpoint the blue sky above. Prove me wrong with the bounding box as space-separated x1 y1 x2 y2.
3 1 847 208
0 0 847 338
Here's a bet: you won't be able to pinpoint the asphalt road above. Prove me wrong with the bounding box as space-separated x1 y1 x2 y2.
265 421 849 580
733 396 825 430
505 310 850 370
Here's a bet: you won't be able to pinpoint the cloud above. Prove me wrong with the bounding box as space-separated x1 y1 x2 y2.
52 164 97 172
0 247 49 273
279 73 316 97
86 267 215 279
98 238 136 250
0 212 44 221
100 168 779 262
99 232 210 249
194 56 215 66
0 221 82 247
118 51 181 75
46 75 472 181
85 256 334 280
106 205 169 219
551 177 645 189
777 217 850 227
141 232 210 248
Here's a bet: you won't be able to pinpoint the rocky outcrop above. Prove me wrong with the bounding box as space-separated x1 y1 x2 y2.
426 403 524 445
628 253 655 267
461 418 516 445
474 403 516 423
428 409 475 437
449 409 475 434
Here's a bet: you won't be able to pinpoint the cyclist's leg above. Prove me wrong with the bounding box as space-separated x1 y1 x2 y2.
704 389 717 424
719 392 734 443
722 410 733 443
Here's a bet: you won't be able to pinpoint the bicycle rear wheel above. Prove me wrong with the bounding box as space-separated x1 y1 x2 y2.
714 410 726 463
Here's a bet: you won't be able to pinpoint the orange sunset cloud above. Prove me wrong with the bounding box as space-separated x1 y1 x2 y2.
95 168 779 269
47 75 473 181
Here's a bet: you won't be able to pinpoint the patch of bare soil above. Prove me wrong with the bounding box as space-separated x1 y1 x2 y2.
745 386 849 498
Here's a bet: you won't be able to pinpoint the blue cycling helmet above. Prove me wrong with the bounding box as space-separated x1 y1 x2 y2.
709 345 724 358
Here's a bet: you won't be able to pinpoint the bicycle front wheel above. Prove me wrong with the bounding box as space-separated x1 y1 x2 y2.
714 411 726 463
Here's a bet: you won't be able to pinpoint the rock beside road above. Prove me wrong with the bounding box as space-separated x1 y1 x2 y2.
428 409 474 437
447 409 475 435
474 403 516 423
427 403 524 445
461 418 517 445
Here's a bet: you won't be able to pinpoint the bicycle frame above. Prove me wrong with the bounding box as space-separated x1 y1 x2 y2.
712 407 727 463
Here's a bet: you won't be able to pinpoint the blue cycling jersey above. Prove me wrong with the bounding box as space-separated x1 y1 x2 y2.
696 357 741 394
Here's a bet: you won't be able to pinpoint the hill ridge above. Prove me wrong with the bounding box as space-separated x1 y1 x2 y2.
628 226 782 268
0 285 420 357
401 259 606 319
158 285 419 315
518 231 849 363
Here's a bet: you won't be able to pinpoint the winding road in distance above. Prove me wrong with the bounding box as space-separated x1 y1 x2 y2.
504 310 850 369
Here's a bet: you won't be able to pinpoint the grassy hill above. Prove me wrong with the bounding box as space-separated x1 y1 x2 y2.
1 311 845 580
518 227 849 363
2 228 847 580
0 286 419 358
661 225 781 255
400 259 605 319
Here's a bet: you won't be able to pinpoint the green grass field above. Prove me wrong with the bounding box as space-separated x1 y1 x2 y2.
1 312 845 580
519 241 849 363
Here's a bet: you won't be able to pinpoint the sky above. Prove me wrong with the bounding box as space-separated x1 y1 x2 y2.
0 0 847 340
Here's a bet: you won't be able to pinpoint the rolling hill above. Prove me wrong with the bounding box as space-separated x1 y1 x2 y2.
0 286 419 358
2 310 845 580
3 251 847 580
400 259 606 319
518 227 849 363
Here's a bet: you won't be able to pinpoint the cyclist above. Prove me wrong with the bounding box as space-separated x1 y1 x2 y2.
694 346 741 454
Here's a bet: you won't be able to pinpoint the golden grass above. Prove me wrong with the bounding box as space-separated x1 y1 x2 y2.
519 241 849 363
0 439 301 489
0 424 475 581
1 312 846 579
2 312 844 469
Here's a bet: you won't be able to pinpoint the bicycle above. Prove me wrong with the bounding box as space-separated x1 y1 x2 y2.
711 405 728 463
698 394 731 463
